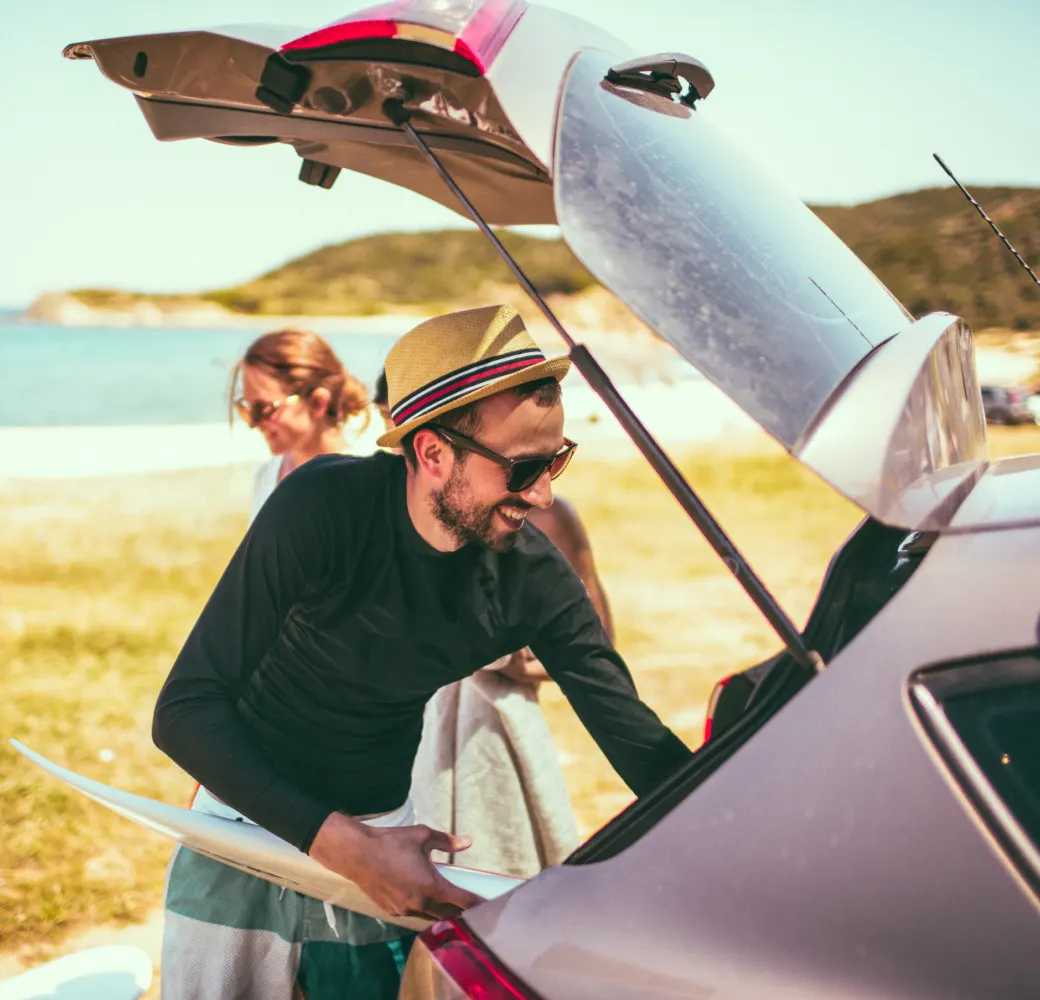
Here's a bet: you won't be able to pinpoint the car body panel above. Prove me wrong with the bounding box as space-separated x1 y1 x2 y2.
64 8 559 225
948 452 1040 531
466 519 1040 999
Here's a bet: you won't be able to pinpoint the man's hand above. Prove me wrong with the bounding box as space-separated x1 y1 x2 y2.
309 812 484 921
497 648 550 687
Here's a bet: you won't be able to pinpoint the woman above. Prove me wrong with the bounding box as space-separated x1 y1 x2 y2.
231 327 384 520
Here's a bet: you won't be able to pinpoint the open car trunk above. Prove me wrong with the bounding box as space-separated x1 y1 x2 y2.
569 513 936 863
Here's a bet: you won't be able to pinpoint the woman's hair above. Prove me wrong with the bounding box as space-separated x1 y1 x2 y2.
231 328 370 429
373 369 389 408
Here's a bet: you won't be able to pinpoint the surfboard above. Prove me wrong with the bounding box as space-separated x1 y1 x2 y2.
10 740 524 933
0 944 152 1000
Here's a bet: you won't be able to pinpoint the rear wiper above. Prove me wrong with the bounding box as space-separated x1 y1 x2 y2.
605 53 716 107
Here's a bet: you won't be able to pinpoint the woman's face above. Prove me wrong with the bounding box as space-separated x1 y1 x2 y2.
240 364 323 455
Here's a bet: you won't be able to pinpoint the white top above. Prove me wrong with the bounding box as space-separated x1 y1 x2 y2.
248 403 386 524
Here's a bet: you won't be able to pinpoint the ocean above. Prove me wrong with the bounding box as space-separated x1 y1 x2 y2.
0 315 759 477
0 315 701 429
0 318 402 427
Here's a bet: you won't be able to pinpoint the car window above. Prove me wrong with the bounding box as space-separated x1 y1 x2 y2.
943 682 1040 848
912 654 1040 887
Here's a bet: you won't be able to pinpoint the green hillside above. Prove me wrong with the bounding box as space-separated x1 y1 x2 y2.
68 186 1040 329
815 186 1040 329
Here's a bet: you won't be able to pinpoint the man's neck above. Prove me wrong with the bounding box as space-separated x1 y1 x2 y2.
404 468 463 553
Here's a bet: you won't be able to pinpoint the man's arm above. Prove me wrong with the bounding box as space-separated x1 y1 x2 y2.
507 498 614 687
529 496 614 642
155 458 481 918
526 545 691 797
153 462 342 851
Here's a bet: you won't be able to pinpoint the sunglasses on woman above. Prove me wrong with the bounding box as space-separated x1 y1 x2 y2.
431 425 578 493
233 392 302 428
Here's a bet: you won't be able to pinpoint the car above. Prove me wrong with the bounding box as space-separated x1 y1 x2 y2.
981 385 1037 425
64 1 1040 997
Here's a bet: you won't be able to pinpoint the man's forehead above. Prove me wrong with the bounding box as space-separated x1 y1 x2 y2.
477 392 565 455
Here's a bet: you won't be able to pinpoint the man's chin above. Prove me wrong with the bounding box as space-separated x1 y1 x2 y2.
488 532 519 553
484 522 522 553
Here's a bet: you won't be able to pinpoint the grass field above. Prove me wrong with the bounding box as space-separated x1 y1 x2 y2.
3 425 1040 964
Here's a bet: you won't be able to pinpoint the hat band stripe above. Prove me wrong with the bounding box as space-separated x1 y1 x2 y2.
391 348 544 418
393 355 545 425
391 348 545 422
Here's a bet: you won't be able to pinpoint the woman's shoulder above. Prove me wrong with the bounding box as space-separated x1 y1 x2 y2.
249 456 283 521
252 455 281 489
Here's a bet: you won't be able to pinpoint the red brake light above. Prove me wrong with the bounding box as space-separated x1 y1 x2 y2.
281 0 526 73
703 673 735 744
407 917 541 1000
1009 388 1023 403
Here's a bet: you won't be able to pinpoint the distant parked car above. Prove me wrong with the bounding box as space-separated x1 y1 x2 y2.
981 385 1037 425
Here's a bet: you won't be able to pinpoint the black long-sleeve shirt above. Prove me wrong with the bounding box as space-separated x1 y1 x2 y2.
154 452 691 852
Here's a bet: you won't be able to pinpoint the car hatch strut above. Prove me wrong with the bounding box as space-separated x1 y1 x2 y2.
382 97 824 677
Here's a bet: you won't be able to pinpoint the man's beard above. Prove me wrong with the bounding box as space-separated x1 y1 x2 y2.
431 466 527 553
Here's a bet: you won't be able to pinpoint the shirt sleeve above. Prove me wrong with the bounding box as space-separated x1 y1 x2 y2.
153 460 346 852
527 542 692 797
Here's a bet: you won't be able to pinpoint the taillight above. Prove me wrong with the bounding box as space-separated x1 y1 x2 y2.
1009 388 1023 403
281 0 527 73
400 917 541 1000
703 674 735 744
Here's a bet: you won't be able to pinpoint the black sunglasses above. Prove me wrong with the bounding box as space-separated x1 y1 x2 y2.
432 426 578 493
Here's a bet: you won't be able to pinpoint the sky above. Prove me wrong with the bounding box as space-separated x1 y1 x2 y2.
2 0 1038 307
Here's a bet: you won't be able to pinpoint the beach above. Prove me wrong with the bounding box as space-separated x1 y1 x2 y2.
4 314 1040 990
2 313 1032 481
0 379 762 480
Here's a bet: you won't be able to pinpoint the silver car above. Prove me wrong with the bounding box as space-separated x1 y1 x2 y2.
66 1 1040 996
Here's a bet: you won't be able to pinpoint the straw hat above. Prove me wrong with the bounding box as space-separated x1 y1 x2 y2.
377 304 571 448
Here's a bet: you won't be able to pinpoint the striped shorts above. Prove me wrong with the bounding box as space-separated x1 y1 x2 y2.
161 788 417 1000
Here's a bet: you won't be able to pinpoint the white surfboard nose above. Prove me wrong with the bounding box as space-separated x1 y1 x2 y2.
9 739 524 932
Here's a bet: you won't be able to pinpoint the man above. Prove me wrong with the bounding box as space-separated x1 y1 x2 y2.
155 304 691 999
375 362 612 641
412 493 616 879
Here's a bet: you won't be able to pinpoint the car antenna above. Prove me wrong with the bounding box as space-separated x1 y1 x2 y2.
933 153 1040 292
382 96 824 677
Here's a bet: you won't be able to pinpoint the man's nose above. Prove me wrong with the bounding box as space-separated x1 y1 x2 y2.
519 469 554 509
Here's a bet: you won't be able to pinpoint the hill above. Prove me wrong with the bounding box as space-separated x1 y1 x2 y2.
52 185 1040 330
814 186 1040 329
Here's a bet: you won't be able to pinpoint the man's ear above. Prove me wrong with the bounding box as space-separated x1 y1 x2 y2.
412 427 453 482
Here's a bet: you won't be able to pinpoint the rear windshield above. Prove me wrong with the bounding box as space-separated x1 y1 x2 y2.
553 49 911 447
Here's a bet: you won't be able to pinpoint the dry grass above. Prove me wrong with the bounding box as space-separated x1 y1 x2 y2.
0 468 253 957
3 425 1040 963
